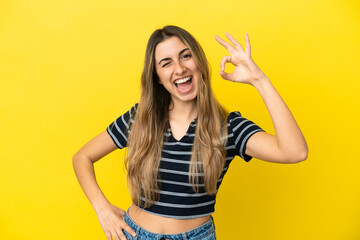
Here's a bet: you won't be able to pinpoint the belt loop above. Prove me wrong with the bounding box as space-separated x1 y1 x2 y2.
182 232 187 240
134 225 140 240
211 216 215 230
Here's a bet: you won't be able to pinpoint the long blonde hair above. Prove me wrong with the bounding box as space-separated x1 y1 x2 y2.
125 26 228 207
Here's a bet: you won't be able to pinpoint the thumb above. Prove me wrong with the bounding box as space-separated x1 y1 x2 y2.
219 71 234 81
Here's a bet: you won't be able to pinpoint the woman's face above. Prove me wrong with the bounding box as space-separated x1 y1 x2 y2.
154 36 201 105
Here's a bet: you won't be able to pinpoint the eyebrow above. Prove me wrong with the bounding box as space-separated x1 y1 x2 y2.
157 48 190 65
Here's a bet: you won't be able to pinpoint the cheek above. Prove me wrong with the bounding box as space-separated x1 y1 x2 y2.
157 73 165 84
156 69 172 83
188 60 201 73
155 68 164 84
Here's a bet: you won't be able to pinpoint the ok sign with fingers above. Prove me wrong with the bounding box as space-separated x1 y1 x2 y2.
215 32 309 164
215 32 266 85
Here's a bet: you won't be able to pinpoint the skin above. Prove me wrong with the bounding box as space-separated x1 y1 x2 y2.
154 36 201 140
72 32 308 240
215 32 308 163
155 36 200 106
126 36 210 234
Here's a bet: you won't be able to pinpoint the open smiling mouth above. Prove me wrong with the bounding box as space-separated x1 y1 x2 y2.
174 76 192 89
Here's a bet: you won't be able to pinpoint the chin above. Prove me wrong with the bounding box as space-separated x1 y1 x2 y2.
180 93 197 102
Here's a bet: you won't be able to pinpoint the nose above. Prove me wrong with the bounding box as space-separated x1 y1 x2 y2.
174 61 186 75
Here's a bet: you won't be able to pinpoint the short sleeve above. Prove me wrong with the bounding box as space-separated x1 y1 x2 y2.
106 103 138 149
228 111 265 162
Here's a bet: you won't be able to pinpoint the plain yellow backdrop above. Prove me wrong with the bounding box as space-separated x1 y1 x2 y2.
1 0 359 239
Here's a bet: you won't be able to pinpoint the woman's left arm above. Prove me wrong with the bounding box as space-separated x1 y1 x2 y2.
215 32 308 163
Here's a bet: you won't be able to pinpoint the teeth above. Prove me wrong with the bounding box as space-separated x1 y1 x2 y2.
174 77 191 84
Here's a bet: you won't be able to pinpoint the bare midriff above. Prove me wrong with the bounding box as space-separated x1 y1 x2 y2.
128 204 211 234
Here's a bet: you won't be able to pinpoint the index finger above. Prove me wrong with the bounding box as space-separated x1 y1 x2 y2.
215 35 237 54
122 223 137 238
225 32 244 52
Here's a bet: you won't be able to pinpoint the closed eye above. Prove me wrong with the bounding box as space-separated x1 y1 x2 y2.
161 53 192 67
162 62 171 67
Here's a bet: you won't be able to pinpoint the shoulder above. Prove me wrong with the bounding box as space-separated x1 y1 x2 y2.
128 102 139 118
121 102 139 126
109 102 139 129
227 111 243 124
130 102 139 114
106 102 139 149
119 103 138 121
226 110 265 142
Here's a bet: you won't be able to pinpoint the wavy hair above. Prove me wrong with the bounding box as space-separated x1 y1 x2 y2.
125 25 228 208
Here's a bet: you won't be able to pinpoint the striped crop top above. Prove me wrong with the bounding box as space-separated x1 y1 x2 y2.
106 103 265 219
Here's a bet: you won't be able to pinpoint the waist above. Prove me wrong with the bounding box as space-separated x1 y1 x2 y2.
128 204 212 234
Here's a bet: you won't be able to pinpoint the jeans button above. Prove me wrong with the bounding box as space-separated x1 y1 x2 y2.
160 237 166 240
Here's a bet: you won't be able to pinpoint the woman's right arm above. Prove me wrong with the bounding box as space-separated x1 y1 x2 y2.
72 130 137 240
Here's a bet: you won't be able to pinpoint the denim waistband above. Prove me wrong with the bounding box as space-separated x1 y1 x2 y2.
124 207 215 240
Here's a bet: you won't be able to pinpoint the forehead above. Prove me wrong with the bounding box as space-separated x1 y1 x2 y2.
154 36 188 61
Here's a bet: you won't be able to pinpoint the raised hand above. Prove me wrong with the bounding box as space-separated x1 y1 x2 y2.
215 32 266 85
94 204 136 240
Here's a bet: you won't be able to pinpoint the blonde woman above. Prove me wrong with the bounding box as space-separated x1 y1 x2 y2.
72 25 308 240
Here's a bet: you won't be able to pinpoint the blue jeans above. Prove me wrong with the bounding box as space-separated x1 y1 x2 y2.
122 208 217 240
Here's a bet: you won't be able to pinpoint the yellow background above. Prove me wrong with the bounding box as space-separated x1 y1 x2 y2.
1 0 359 239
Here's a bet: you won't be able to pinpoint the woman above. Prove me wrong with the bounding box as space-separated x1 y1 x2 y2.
72 25 308 240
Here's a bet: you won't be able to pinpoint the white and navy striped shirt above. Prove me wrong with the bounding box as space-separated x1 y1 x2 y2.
107 103 265 219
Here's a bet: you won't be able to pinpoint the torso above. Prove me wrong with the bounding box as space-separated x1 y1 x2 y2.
128 204 211 234
127 116 211 234
107 104 264 233
168 114 197 141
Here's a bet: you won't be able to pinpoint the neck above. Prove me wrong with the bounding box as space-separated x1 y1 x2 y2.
169 99 198 123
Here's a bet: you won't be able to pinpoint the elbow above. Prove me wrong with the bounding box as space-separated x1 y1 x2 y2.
290 146 309 163
72 153 79 167
72 152 93 166
291 151 308 163
72 152 83 166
